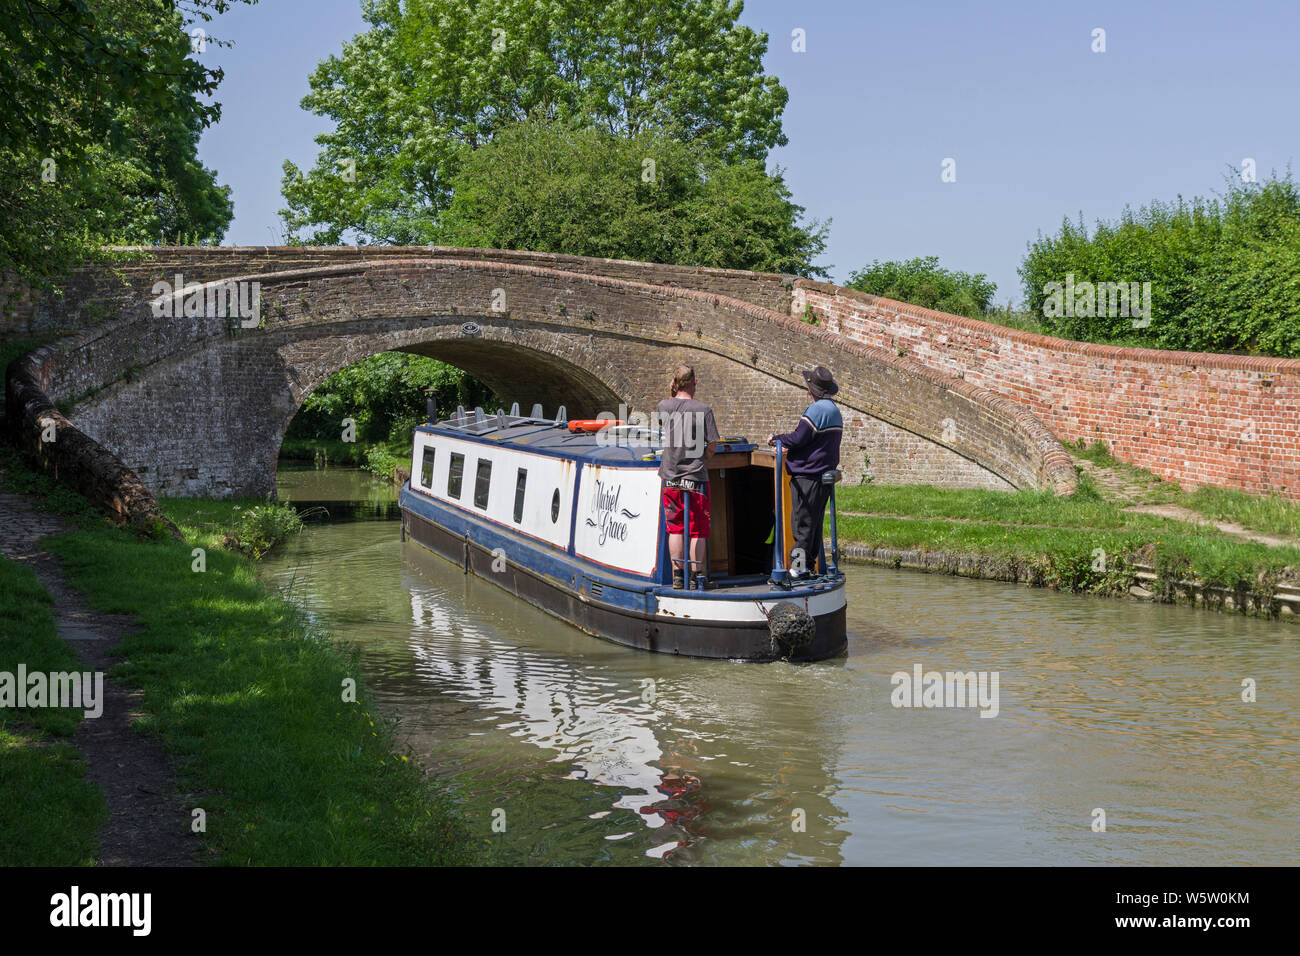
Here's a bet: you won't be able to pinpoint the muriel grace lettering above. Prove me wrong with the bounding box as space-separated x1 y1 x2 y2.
586 479 638 546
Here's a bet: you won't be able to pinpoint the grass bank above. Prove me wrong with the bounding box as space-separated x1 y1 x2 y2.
833 460 1300 619
0 558 109 866
279 437 408 484
0 448 477 865
1069 439 1300 540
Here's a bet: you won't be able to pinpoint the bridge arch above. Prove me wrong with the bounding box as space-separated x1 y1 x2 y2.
280 327 633 429
14 253 1076 501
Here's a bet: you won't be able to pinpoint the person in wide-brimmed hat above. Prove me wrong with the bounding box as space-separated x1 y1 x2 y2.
767 366 843 578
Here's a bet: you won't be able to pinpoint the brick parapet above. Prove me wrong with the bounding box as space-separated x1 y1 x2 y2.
794 280 1300 499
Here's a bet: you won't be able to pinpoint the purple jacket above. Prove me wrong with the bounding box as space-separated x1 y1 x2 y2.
775 399 843 476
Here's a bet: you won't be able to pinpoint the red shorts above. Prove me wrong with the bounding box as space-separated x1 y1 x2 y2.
663 485 710 538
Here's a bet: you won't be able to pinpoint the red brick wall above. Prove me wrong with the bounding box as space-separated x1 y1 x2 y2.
794 281 1300 500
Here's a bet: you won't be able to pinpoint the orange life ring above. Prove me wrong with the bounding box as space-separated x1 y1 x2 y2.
568 419 624 433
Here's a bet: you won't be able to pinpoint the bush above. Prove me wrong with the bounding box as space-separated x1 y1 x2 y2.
363 444 403 482
223 503 303 558
1019 170 1300 357
845 256 996 318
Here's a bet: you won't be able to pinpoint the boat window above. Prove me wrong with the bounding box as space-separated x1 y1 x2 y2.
474 459 492 510
513 468 527 523
550 488 561 523
447 453 464 498
419 446 436 489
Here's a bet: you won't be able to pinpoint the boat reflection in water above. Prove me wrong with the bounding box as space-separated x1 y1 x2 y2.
398 557 847 863
406 567 692 859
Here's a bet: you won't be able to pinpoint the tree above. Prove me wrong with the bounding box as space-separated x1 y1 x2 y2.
0 0 248 285
280 0 790 244
846 256 996 317
287 352 496 445
436 120 828 275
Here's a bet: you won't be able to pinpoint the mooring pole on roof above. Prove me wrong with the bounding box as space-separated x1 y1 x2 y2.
531 403 544 419
554 405 568 425
770 439 789 587
509 402 520 417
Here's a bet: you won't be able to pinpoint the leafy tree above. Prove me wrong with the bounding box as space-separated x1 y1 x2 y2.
437 120 827 275
287 353 497 445
280 0 790 244
846 256 996 317
0 0 248 285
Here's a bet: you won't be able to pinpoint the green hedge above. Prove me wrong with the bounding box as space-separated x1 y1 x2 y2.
1019 172 1300 356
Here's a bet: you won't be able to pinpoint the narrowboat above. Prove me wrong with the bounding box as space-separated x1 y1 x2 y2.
397 401 847 662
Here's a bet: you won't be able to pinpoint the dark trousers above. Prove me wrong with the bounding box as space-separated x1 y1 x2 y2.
789 475 832 573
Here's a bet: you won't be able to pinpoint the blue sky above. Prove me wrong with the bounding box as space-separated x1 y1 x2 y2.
197 0 1299 306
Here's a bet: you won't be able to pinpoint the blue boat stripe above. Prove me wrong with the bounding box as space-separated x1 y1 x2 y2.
567 461 582 555
400 485 840 611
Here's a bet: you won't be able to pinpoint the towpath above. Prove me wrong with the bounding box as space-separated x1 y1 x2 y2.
0 492 197 866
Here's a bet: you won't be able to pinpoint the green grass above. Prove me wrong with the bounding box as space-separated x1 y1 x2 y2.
40 518 477 865
0 443 476 865
1184 486 1300 541
223 503 304 558
1069 438 1121 469
0 729 107 866
834 482 1187 533
0 557 109 866
0 558 86 737
1066 438 1300 540
832 483 1300 609
157 498 271 538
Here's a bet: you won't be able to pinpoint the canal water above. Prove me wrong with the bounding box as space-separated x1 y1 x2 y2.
265 464 1300 866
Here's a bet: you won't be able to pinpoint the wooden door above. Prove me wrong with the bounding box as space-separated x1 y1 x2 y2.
746 449 795 571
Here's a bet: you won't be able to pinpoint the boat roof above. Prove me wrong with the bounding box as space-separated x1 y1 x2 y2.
415 406 754 465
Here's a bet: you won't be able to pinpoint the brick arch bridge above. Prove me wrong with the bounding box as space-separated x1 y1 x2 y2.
8 247 1075 508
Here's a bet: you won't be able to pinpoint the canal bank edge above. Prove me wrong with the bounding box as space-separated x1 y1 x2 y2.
839 544 1299 622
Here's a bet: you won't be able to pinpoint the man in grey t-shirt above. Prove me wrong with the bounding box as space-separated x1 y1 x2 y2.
656 365 719 589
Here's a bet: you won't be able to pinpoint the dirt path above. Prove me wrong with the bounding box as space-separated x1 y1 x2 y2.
1120 502 1300 549
1072 457 1300 548
1071 457 1157 505
0 493 197 866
